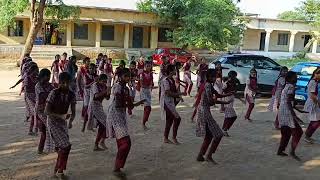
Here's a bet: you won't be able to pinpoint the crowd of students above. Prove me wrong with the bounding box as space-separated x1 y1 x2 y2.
10 52 320 178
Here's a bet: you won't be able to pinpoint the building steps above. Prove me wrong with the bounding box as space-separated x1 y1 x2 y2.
30 46 72 61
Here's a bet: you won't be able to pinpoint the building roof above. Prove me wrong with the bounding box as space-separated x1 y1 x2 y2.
78 5 154 15
247 16 311 24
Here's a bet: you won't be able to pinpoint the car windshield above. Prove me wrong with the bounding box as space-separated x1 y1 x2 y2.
291 64 319 76
226 56 280 70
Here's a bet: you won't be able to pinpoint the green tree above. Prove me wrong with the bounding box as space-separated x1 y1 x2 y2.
277 10 307 21
0 0 80 65
277 0 320 56
137 0 245 51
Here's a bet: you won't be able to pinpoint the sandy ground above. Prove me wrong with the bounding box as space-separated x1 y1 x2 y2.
0 69 320 180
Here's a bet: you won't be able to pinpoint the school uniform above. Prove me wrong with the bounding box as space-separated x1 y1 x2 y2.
160 77 181 140
158 63 169 100
268 77 286 112
88 82 108 145
98 60 106 75
65 62 78 94
104 62 113 87
222 80 237 131
77 65 88 99
304 79 320 138
137 61 145 75
214 68 224 112
127 68 138 115
58 60 68 73
244 77 258 119
107 82 134 170
196 82 223 156
140 71 154 125
51 60 60 87
46 88 76 173
82 72 98 130
196 63 208 89
35 82 55 153
24 72 38 133
183 62 193 95
278 84 303 153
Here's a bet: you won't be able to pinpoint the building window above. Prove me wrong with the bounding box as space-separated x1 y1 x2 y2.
277 33 289 45
101 25 114 41
74 23 88 40
8 20 23 37
158 28 173 42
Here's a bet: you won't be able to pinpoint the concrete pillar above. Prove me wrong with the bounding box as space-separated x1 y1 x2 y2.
124 24 130 49
95 22 101 47
312 39 318 53
150 26 158 49
264 29 273 52
66 22 72 47
289 31 298 52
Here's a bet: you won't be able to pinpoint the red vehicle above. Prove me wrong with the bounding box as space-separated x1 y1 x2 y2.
152 48 192 65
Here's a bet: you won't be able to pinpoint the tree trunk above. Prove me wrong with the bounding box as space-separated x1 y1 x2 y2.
17 0 46 67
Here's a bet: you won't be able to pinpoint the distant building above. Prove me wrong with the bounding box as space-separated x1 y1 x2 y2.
0 6 174 49
242 17 319 58
0 6 319 59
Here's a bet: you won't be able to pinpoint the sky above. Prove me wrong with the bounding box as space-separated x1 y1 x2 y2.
63 0 303 19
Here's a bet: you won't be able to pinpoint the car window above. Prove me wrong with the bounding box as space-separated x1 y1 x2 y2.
179 50 188 55
255 58 279 70
156 49 164 54
301 66 318 75
169 49 177 54
291 65 303 73
237 58 254 68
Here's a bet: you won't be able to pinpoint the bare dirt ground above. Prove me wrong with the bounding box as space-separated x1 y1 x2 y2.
0 68 320 180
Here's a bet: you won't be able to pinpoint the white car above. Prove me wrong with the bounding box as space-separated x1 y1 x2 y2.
208 54 282 92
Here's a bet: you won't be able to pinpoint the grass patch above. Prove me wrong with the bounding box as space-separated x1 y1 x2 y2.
276 58 314 68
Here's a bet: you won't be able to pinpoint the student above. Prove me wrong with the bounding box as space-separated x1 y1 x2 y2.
45 72 76 179
244 68 258 121
113 60 126 85
106 68 145 176
137 56 145 75
183 58 193 96
81 63 98 132
66 56 78 93
128 61 138 115
159 56 170 100
51 54 61 88
214 61 224 112
195 69 230 163
20 54 31 75
59 52 68 73
161 64 185 144
221 71 238 137
77 57 90 99
96 53 104 67
268 67 288 129
277 71 302 161
88 74 110 151
11 64 39 135
98 55 108 75
104 58 114 87
140 61 154 129
304 67 320 143
35 69 55 154
196 58 208 92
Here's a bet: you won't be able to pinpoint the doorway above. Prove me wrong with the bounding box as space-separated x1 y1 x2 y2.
44 22 64 45
133 27 144 48
259 32 266 51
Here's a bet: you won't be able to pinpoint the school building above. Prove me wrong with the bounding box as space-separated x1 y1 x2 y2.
0 6 319 60
242 17 320 59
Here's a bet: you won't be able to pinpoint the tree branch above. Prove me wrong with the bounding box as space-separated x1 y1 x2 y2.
31 0 36 20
